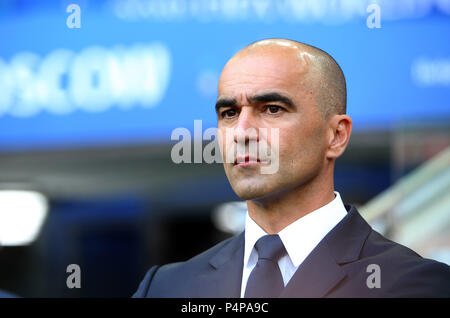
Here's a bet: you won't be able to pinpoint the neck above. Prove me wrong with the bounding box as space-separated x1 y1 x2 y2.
246 169 335 234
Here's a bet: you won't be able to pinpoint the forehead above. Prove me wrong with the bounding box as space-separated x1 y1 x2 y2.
218 49 312 101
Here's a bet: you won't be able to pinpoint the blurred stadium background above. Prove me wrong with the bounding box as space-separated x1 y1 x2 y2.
0 0 449 297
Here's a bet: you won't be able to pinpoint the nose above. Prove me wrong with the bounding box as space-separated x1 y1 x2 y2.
233 106 259 144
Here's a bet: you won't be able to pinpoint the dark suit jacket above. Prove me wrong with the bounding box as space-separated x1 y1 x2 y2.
133 205 450 297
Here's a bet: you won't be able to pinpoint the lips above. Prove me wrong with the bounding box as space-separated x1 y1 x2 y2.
234 155 261 165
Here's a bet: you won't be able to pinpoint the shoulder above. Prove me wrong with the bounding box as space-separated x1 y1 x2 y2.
387 256 450 297
155 235 236 278
132 234 239 297
329 205 450 297
353 229 450 297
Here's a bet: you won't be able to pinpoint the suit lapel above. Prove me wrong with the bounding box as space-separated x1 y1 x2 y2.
195 232 245 297
280 239 346 297
281 205 372 297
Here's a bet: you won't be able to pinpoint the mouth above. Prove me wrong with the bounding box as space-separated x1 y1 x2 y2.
234 155 263 166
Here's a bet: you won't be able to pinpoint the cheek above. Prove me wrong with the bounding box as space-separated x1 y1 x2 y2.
277 125 326 168
217 128 232 156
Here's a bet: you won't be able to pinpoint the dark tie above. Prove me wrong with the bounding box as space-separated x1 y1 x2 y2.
244 234 286 298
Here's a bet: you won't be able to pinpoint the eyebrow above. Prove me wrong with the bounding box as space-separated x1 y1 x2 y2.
215 91 295 114
215 97 237 114
249 92 295 109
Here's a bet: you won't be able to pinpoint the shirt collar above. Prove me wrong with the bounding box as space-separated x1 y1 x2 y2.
243 191 348 268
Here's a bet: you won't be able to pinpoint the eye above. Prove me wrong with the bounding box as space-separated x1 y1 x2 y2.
221 108 237 119
265 105 284 114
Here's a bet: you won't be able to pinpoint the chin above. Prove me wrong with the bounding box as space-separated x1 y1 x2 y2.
231 181 271 200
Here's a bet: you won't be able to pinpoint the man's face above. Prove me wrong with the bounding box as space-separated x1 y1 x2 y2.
216 47 329 201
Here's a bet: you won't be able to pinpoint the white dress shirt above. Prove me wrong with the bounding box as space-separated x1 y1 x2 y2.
240 191 348 298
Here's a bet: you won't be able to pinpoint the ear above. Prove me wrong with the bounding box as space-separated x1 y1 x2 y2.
326 114 352 160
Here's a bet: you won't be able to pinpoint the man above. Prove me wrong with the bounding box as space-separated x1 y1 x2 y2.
133 39 450 297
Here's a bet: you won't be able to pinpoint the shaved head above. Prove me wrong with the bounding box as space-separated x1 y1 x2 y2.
226 38 346 119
